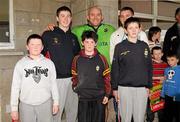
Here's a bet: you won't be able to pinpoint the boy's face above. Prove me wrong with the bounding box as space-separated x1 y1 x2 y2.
125 22 140 39
87 7 103 27
26 38 43 57
167 57 179 67
56 11 72 28
82 38 96 54
120 10 133 26
152 49 163 61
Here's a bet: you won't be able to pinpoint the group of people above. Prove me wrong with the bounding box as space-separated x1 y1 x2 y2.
10 4 180 122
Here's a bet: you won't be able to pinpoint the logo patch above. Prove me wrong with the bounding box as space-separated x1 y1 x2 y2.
104 28 108 32
52 37 60 45
144 48 148 58
96 65 100 71
24 66 48 83
120 51 130 56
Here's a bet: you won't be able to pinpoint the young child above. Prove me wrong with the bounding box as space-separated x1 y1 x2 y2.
161 52 180 122
146 46 168 122
148 26 161 50
71 31 111 122
111 17 152 122
10 34 59 122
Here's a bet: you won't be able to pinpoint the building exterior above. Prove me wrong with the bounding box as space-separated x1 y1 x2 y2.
0 0 179 121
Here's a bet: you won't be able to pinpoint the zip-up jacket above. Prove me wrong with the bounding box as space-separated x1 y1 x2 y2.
111 39 153 90
71 49 111 101
42 27 80 78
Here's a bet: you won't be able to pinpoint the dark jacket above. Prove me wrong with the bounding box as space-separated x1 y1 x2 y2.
163 22 180 62
71 49 111 101
42 27 80 78
111 39 153 90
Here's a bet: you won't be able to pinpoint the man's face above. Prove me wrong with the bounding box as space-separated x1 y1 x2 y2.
87 8 103 27
120 10 133 26
176 12 180 23
167 57 179 67
56 11 72 28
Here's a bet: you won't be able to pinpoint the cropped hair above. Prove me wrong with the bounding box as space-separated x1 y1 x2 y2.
26 34 43 45
120 6 134 15
56 6 72 17
81 31 98 43
148 26 161 41
166 51 179 59
151 46 162 54
124 17 140 29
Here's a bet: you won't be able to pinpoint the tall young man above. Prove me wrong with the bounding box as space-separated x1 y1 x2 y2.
42 6 80 122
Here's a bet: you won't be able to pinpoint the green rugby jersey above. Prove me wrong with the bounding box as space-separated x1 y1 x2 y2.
72 24 115 65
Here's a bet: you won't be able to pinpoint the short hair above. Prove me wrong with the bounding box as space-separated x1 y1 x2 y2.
26 34 43 45
148 26 161 41
151 46 162 54
166 51 179 59
124 17 140 29
88 6 102 16
81 31 98 43
120 6 134 15
175 7 180 17
56 6 72 17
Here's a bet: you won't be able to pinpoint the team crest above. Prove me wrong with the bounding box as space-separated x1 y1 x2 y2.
144 48 148 58
104 28 108 32
96 65 100 71
53 37 60 45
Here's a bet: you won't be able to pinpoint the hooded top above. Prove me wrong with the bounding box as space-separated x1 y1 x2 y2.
71 49 111 101
10 54 59 111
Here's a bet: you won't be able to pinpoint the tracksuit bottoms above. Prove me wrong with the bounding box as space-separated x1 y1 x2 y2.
53 78 78 122
118 86 148 122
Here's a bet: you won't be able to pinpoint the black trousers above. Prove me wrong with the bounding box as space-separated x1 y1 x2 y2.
78 99 105 122
146 99 164 122
163 95 180 122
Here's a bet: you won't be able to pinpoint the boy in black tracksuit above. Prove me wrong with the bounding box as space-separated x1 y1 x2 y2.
71 31 111 122
111 17 152 122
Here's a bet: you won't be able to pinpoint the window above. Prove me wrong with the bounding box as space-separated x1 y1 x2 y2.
0 0 14 49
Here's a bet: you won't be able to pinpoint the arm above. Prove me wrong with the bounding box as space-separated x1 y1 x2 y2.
111 45 121 102
10 62 22 120
73 36 81 56
50 62 59 114
147 45 153 88
41 32 50 58
99 55 111 104
162 30 170 62
71 55 79 91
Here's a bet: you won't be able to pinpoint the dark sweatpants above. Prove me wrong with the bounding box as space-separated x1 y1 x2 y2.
78 99 105 122
163 95 180 122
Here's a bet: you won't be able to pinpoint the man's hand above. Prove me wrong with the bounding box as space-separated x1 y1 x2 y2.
102 96 109 104
46 23 56 31
11 111 18 121
52 104 59 115
113 90 120 103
